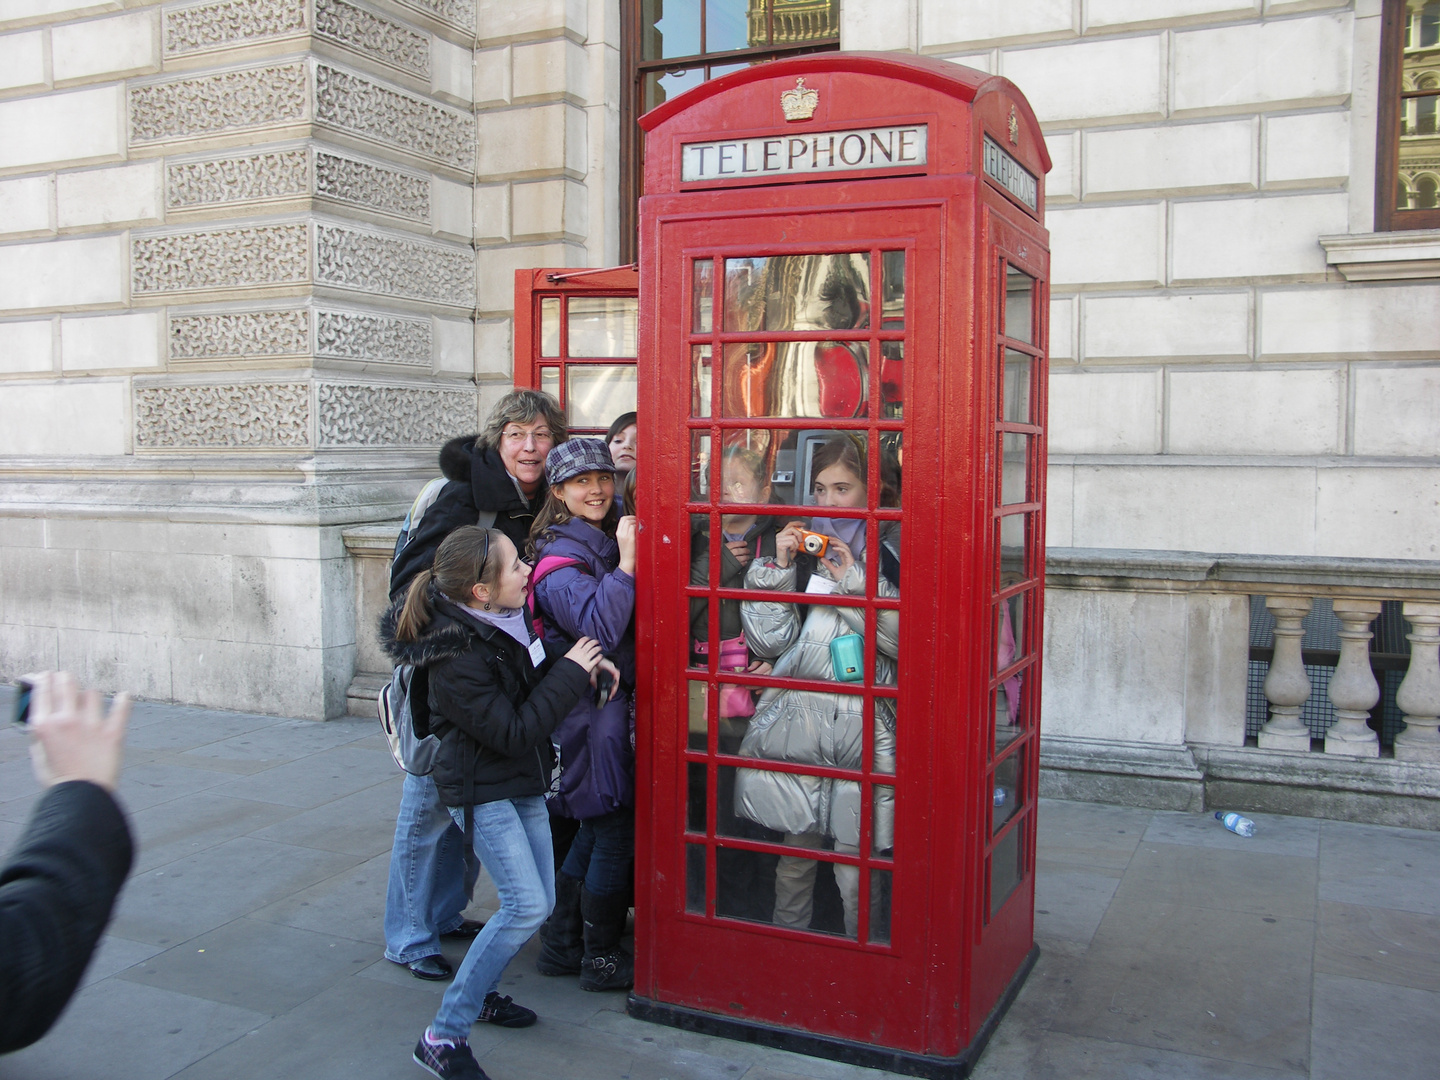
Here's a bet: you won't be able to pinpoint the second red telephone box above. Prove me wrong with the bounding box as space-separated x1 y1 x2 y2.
628 53 1052 1077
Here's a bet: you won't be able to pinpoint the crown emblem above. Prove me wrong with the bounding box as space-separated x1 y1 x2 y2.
780 78 818 122
1007 106 1020 145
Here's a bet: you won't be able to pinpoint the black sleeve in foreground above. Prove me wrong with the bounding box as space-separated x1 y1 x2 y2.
0 781 134 1054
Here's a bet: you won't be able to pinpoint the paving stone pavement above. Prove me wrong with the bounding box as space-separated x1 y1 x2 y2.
2 694 1438 1080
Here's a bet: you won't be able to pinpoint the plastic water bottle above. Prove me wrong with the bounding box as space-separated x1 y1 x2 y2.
1215 811 1255 837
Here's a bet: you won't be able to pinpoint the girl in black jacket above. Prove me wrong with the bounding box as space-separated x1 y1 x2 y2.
382 526 611 1080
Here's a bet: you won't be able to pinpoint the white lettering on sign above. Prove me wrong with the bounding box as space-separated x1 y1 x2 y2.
982 135 1037 212
681 125 928 183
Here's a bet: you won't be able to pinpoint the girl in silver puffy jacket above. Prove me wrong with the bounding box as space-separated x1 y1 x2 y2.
733 436 899 938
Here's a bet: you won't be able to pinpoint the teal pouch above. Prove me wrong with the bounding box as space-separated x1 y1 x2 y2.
830 633 864 683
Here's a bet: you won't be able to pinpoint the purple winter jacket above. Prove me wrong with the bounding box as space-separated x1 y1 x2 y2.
532 516 636 819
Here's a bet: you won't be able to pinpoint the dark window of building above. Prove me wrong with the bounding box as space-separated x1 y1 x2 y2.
619 0 841 260
1377 0 1440 229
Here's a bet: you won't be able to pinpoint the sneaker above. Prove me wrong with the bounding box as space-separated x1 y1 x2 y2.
412 1033 490 1080
476 991 537 1028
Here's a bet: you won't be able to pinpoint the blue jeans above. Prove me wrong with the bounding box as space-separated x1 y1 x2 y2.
560 806 634 896
384 772 470 964
433 796 554 1039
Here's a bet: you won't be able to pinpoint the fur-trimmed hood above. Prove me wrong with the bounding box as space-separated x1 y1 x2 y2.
379 593 496 668
439 435 533 516
439 435 478 483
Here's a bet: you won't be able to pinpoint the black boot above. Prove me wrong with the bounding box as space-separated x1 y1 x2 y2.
536 872 583 976
578 887 634 992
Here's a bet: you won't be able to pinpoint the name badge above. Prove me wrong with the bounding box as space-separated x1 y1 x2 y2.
805 575 837 595
528 638 547 668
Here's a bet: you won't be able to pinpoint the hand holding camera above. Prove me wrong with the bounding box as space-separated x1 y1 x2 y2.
797 529 830 558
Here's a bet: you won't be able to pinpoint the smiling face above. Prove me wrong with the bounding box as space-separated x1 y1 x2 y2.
607 424 637 472
555 470 616 525
812 462 866 509
497 419 556 496
471 534 530 611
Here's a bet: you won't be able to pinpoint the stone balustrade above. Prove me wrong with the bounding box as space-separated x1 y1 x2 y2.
342 522 402 715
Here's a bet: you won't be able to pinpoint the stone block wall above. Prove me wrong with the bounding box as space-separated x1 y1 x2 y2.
0 0 489 717
855 0 1440 564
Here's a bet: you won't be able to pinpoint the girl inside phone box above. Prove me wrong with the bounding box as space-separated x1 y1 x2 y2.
735 435 901 938
381 526 611 1079
527 438 638 991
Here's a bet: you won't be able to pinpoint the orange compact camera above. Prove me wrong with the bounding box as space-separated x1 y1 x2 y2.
798 529 830 557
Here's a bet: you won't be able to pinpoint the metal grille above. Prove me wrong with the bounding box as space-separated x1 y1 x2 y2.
1245 596 1412 748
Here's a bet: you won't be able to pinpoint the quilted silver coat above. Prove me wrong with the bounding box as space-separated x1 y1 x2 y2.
733 534 899 851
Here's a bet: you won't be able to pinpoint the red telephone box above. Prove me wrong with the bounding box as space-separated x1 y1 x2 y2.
627 53 1051 1077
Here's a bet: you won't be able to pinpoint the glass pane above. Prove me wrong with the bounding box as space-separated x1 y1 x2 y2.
1001 348 1032 424
880 250 905 325
994 685 1022 755
1001 432 1029 505
706 0 753 51
993 747 1022 835
998 590 1027 673
880 340 904 419
869 868 892 945
690 430 713 500
997 511 1030 590
686 843 707 914
539 296 560 357
687 678 709 751
723 254 870 332
715 843 779 923
642 0 701 59
568 297 637 357
566 365 636 429
989 820 1025 918
691 344 713 417
1005 265 1034 344
644 67 704 111
692 258 713 333
872 782 894 856
687 762 708 833
539 366 559 403
720 341 869 419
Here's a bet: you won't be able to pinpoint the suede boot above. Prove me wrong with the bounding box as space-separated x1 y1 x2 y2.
578 887 634 992
536 872 583 976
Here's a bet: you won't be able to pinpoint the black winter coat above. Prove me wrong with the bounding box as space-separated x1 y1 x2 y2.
0 781 133 1053
379 594 590 807
389 436 546 601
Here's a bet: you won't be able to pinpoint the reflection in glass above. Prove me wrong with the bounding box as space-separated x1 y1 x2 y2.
1005 265 1034 344
993 748 1022 835
539 297 560 357
1001 349 1031 424
692 258 714 333
644 67 703 111
881 250 905 324
540 366 559 404
994 686 1021 755
642 0 700 60
706 0 750 51
724 253 869 332
687 678 709 752
869 868 892 944
686 843 707 914
880 341 904 419
720 341 869 419
990 822 1025 918
566 365 636 429
1001 432 1029 505
691 345 713 417
567 297 637 357
998 511 1027 589
690 430 712 499
998 590 1026 673
717 442 772 506
1398 14 1440 210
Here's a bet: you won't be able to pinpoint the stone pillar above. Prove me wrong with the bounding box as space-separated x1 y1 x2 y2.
1258 596 1313 752
1324 598 1382 758
1393 602 1440 763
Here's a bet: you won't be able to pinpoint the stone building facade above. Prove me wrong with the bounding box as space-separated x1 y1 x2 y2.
1 0 1438 818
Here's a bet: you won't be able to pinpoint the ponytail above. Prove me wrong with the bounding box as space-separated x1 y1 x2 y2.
395 568 435 642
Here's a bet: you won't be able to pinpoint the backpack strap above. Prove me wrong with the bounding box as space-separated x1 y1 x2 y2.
529 555 586 639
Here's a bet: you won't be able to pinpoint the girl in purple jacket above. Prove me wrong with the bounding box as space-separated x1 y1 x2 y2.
527 438 638 991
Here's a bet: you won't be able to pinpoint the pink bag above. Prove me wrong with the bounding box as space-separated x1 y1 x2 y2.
693 635 755 718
